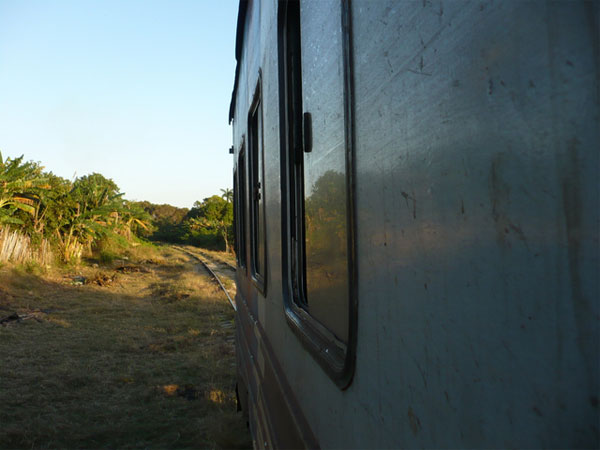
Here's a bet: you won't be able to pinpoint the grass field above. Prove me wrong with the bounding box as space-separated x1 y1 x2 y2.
0 245 250 449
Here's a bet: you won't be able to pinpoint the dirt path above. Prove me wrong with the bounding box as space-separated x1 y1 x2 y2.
0 245 250 449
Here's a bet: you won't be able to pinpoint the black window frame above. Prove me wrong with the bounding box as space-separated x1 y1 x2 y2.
248 74 267 294
277 0 357 389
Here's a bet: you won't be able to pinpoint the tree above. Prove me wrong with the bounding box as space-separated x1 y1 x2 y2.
188 194 233 252
29 173 72 239
0 151 155 264
52 173 147 262
119 201 152 239
0 151 49 226
136 201 189 242
221 188 233 203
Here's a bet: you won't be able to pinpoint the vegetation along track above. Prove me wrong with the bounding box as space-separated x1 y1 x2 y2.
172 245 237 310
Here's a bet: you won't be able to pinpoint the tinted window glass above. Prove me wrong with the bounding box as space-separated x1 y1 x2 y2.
233 168 238 260
249 83 266 290
300 0 349 342
279 0 355 385
238 147 247 269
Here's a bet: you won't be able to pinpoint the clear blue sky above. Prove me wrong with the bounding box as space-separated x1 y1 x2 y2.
0 0 238 208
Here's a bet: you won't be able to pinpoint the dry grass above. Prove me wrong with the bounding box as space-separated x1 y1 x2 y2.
0 245 250 449
195 248 236 268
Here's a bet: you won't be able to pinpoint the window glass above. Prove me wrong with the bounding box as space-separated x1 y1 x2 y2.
300 0 349 343
233 168 238 261
282 0 307 310
249 85 266 289
279 0 355 383
237 147 247 268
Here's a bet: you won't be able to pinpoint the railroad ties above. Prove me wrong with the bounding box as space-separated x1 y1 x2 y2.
172 246 237 311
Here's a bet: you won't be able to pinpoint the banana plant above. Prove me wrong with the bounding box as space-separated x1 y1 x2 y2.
53 174 121 261
53 173 152 261
0 151 50 225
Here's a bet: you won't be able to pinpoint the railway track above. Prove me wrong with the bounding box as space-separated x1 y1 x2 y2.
172 245 237 311
193 248 237 272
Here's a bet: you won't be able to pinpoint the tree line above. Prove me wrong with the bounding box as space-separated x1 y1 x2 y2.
137 189 233 252
0 151 233 264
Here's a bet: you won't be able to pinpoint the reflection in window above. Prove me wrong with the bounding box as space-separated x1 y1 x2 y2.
249 81 266 291
237 147 247 269
279 0 354 379
304 170 348 342
233 168 238 261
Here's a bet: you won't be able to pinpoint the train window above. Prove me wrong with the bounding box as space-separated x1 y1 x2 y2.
233 167 238 259
249 78 266 292
237 143 247 270
278 0 356 387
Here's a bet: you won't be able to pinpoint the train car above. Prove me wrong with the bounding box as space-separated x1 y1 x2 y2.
228 0 599 448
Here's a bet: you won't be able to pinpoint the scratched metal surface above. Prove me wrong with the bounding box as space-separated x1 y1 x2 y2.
350 0 599 448
231 0 599 448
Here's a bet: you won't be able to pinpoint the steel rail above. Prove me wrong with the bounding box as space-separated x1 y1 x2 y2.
175 245 237 273
172 246 236 311
194 249 237 272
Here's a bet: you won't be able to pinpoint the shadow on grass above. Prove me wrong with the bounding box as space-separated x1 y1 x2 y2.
0 265 251 450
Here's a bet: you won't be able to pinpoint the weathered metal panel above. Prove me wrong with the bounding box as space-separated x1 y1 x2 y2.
351 0 598 447
232 0 599 448
233 0 324 447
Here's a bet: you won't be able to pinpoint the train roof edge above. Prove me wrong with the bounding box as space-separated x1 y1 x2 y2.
229 0 248 124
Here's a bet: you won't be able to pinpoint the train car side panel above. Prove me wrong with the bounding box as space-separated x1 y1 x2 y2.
351 1 598 447
231 0 599 448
